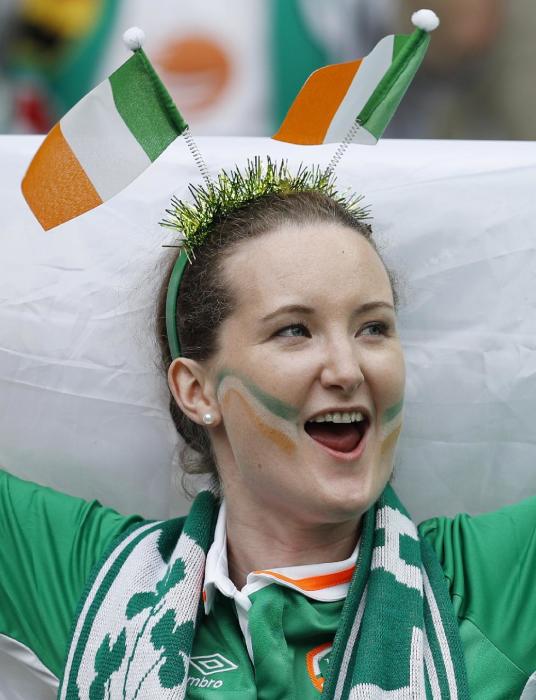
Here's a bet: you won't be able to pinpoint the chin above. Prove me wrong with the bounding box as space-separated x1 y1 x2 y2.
310 469 390 524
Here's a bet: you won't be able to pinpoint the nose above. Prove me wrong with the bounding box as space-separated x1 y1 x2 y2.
319 338 364 395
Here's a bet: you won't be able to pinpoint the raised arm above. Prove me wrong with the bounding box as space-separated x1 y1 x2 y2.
0 469 143 692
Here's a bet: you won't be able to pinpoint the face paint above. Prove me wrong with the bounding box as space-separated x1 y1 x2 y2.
382 397 404 425
217 370 298 454
217 369 299 421
380 424 402 459
379 397 404 459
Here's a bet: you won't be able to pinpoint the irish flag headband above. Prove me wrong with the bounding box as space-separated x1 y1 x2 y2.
20 11 439 359
163 9 439 359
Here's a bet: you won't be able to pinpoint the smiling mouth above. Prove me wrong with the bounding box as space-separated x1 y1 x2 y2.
304 420 368 454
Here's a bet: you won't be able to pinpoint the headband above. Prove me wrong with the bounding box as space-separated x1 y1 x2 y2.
161 157 370 359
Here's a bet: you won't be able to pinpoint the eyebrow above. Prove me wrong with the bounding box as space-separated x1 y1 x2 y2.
260 301 394 323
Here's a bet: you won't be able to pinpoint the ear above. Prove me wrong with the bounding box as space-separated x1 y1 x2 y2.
168 358 220 427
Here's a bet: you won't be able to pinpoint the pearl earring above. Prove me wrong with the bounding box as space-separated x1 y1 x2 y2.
202 412 215 426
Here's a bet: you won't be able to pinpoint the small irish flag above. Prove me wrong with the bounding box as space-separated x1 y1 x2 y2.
273 9 439 146
22 28 188 231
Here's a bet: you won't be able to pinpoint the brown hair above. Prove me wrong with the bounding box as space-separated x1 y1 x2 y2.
156 189 400 479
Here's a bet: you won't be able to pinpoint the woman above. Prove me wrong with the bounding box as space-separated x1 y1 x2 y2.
1 160 536 699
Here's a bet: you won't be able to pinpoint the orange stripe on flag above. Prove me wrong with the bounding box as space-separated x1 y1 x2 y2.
254 565 355 591
273 60 362 145
21 123 102 230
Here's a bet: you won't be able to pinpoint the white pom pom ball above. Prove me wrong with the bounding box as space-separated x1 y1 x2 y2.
123 27 145 51
411 9 440 32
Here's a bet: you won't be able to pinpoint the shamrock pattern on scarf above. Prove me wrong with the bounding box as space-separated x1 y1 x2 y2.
121 555 189 697
126 558 186 620
88 550 191 699
150 610 195 688
89 630 126 700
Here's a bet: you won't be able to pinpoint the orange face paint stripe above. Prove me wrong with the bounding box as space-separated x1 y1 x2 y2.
273 59 362 145
380 424 402 459
224 389 296 454
306 642 332 692
253 565 355 591
21 123 102 230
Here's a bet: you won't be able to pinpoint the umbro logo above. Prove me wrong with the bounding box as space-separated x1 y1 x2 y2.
190 653 238 676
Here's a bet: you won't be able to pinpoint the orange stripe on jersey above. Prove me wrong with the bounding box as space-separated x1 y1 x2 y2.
21 123 102 230
273 59 362 145
254 565 355 591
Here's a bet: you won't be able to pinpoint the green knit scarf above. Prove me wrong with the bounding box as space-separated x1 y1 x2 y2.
58 485 469 699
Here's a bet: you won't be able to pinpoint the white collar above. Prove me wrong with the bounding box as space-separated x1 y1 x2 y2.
203 500 360 614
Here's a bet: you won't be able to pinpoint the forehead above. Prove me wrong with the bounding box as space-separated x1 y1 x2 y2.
223 221 393 314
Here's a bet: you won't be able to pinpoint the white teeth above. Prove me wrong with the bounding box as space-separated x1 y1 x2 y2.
309 411 365 424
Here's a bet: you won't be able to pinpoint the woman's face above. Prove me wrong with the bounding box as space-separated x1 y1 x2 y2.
207 221 406 526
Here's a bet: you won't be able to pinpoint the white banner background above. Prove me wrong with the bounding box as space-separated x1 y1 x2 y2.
1 136 535 523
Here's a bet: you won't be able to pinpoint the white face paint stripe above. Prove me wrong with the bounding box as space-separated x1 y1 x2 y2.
422 568 458 700
380 408 404 441
59 521 159 699
217 374 298 449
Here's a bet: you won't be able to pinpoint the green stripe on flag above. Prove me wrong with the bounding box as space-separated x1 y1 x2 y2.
357 29 430 141
109 50 188 162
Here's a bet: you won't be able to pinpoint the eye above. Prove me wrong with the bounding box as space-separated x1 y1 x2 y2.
276 323 311 338
361 321 390 337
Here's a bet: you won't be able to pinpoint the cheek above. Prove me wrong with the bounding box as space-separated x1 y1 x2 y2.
242 349 313 405
371 348 405 450
371 346 406 408
222 389 297 459
379 423 402 462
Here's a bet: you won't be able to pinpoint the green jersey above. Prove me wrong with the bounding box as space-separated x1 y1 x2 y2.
1 468 536 698
186 500 358 697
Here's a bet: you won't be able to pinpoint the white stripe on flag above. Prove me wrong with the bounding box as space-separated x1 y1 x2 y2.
60 79 151 200
324 35 394 144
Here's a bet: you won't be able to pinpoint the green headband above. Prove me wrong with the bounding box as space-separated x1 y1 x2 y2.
162 157 369 360
165 251 189 360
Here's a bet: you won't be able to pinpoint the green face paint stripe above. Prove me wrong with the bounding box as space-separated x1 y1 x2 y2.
216 370 300 422
382 397 404 424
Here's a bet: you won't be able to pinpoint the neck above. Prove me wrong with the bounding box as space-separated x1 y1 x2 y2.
223 494 362 590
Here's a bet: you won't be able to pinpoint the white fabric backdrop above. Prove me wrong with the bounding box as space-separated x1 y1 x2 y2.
1 135 535 523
